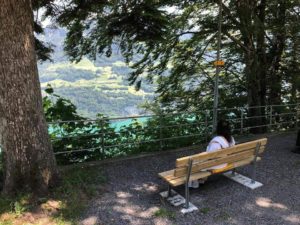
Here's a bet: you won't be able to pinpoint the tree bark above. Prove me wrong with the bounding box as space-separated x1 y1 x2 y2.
245 49 265 133
256 0 267 132
0 0 59 195
236 0 265 133
268 0 287 106
290 37 300 102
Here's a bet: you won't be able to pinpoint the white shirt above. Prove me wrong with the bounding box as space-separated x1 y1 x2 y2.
206 136 235 169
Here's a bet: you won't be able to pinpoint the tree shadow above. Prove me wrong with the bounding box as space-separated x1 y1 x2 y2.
79 133 300 225
0 165 107 225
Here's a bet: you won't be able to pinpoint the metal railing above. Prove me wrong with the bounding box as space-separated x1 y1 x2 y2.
48 103 300 163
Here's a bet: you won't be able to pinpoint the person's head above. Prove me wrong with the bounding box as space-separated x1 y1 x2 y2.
216 120 232 143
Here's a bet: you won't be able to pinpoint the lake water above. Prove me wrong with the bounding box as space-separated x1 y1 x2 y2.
110 117 149 130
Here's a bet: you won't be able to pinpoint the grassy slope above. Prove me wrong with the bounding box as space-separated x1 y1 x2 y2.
38 28 155 118
0 166 106 225
39 58 154 118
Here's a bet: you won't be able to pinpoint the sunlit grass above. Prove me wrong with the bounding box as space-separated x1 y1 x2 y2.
0 166 106 225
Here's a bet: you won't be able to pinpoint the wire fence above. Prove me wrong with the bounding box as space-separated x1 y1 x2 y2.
48 103 300 164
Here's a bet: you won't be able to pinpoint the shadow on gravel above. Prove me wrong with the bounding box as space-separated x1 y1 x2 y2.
81 132 300 225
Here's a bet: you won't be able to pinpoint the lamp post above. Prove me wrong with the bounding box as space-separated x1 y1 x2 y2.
212 0 223 132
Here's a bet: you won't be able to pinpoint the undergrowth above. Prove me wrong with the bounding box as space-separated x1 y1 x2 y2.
0 166 106 225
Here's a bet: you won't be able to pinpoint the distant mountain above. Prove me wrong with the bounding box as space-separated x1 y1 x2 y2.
38 28 155 118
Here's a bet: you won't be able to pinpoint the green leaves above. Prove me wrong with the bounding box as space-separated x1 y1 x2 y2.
44 84 54 94
39 0 299 114
42 87 210 164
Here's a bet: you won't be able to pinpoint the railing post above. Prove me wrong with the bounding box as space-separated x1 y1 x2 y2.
159 113 163 151
269 105 273 132
296 104 299 130
240 108 244 135
101 118 105 156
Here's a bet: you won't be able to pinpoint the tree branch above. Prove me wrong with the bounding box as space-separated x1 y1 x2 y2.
223 30 249 52
213 0 241 27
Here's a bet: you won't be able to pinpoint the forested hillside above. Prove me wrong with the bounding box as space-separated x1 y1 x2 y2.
38 28 155 118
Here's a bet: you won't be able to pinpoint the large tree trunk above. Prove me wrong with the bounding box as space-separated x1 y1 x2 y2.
237 0 266 133
268 0 287 106
256 0 267 132
0 0 59 195
290 37 300 103
245 50 265 133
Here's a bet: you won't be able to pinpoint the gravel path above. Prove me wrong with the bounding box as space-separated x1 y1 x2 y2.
80 132 300 225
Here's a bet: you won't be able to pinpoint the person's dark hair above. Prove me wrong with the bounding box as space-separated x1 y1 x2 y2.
216 120 232 143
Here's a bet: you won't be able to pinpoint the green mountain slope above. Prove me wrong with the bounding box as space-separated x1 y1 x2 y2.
38 28 154 118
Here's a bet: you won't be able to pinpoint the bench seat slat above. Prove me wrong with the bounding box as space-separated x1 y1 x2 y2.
158 170 211 187
176 146 265 169
176 138 267 167
159 157 261 187
212 156 261 174
174 149 257 177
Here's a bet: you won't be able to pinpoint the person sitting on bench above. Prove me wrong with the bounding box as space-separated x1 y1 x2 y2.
206 120 236 170
189 120 235 188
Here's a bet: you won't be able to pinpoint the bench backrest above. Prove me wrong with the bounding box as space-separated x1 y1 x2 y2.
174 138 268 177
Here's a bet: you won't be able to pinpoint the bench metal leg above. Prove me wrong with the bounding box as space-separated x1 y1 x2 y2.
185 180 190 208
231 168 236 176
184 158 193 209
251 143 261 184
167 185 172 197
251 169 256 183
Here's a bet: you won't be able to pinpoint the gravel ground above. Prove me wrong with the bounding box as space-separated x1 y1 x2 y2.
80 132 300 225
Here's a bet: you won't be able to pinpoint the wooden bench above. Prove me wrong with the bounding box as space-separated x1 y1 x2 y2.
158 138 268 209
